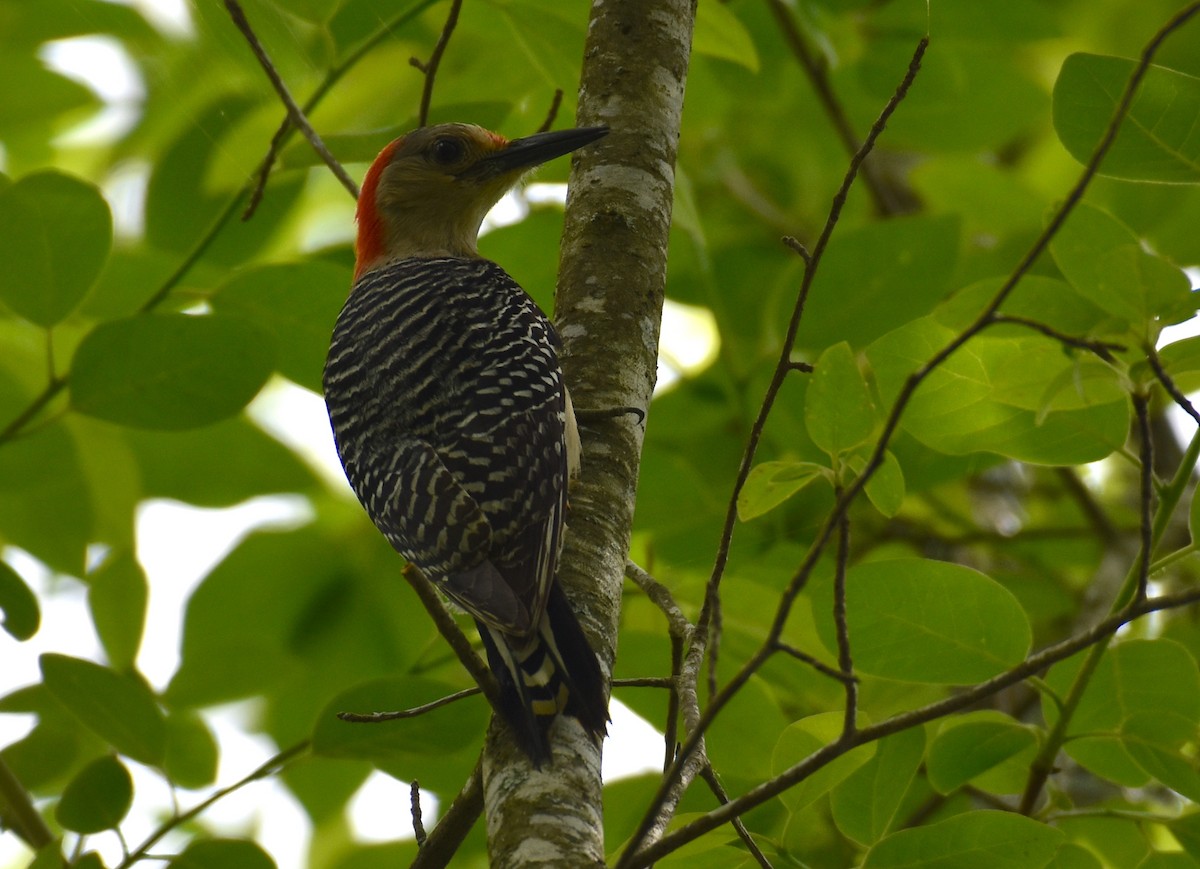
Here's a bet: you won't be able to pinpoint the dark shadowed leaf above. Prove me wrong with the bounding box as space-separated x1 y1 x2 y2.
40 654 165 765
55 755 133 833
0 559 39 641
0 171 112 326
69 314 274 430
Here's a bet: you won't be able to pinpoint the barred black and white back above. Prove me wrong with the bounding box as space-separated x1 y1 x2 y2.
323 256 607 763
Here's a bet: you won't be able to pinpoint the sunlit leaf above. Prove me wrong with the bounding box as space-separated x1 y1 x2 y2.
1054 53 1200 184
737 460 826 521
812 558 1032 683
807 342 877 456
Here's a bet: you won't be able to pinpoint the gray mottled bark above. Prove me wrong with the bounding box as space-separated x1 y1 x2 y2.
481 0 696 866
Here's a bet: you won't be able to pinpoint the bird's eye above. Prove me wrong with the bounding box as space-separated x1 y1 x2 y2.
430 137 465 166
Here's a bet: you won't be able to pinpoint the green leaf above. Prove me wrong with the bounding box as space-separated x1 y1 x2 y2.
168 839 277 869
69 314 274 430
852 450 906 518
868 317 1129 464
55 755 133 833
800 215 960 353
1054 53 1200 184
926 711 1038 794
1138 852 1200 869
1046 639 1200 745
87 551 147 670
737 460 825 521
1125 730 1200 803
806 342 877 456
693 0 759 71
1171 813 1200 861
163 712 219 789
211 261 351 393
40 654 166 765
812 558 1032 683
0 171 112 326
1049 202 1194 333
770 712 875 811
863 811 1062 868
0 559 40 640
830 727 925 846
1050 843 1104 869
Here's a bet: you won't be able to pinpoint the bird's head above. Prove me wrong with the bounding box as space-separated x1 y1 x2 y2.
354 123 608 279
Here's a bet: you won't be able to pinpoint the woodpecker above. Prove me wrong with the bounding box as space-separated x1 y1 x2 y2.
323 123 610 765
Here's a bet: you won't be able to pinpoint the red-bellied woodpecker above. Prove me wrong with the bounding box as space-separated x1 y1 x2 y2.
323 123 609 765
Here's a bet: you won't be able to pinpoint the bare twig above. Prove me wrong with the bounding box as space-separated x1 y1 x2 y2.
117 741 309 869
987 314 1125 362
414 0 464 127
538 89 565 133
224 0 358 209
1133 394 1154 603
338 686 481 722
782 235 811 264
0 757 54 851
411 781 427 847
764 0 909 216
1147 345 1200 425
626 560 694 642
411 758 484 869
402 566 500 709
623 586 1200 866
699 765 773 868
774 642 856 684
832 503 857 735
241 0 440 218
619 40 930 865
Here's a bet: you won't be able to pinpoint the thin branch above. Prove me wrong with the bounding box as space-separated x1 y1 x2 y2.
832 502 857 736
782 235 811 265
411 781 427 847
117 741 309 869
411 757 483 869
988 314 1125 362
242 0 441 218
1147 344 1200 425
623 587 1200 867
624 2 1200 855
621 40 928 864
538 89 565 133
0 757 54 851
613 676 675 689
224 0 358 206
626 560 694 643
699 765 773 868
413 0 464 127
1133 393 1155 604
338 686 480 722
402 566 500 709
774 642 856 684
764 0 909 216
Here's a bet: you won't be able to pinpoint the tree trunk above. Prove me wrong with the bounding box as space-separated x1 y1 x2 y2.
481 0 696 865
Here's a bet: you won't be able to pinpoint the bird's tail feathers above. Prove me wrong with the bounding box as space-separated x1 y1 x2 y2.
477 583 608 766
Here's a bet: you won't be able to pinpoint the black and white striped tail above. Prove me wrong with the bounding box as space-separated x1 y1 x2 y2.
477 583 609 766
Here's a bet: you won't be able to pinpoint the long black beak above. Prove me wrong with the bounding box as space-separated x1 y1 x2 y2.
463 126 609 178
